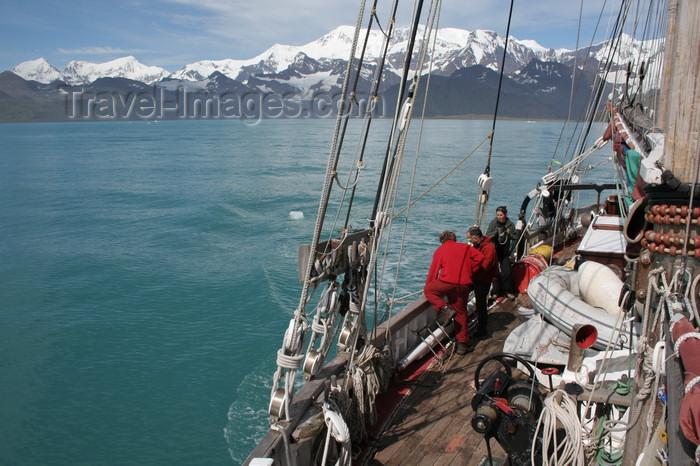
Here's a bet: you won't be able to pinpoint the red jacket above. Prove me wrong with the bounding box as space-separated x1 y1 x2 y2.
473 236 499 283
426 240 484 286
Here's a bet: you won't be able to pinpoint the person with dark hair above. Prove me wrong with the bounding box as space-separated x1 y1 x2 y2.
424 230 484 355
467 226 499 338
485 206 518 301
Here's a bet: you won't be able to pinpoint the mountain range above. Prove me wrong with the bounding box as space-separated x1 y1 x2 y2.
0 26 662 122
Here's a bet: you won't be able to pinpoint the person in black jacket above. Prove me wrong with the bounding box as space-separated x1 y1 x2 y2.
485 206 518 301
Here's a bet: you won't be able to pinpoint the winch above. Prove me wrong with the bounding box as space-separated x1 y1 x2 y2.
471 353 554 466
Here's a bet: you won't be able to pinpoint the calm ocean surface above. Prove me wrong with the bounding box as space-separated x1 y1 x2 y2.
0 118 612 464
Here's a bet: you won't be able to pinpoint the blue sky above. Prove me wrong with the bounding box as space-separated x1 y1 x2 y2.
1 0 615 73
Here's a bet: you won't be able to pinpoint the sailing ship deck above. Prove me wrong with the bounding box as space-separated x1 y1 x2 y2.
361 243 580 466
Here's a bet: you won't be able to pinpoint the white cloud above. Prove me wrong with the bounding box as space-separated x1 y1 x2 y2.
57 46 149 56
154 0 611 51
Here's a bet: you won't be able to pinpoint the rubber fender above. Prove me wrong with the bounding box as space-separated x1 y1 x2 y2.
577 261 623 316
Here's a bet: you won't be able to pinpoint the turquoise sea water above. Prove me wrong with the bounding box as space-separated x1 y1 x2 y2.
0 119 612 464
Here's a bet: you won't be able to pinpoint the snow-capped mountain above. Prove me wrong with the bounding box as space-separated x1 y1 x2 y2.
10 26 557 86
166 26 554 83
167 43 303 82
3 25 664 122
13 58 61 83
12 26 661 90
14 56 170 85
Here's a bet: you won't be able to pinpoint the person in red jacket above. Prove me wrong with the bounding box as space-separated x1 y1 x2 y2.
424 230 484 355
467 226 499 339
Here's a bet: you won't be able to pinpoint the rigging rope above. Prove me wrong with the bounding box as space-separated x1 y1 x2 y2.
269 0 368 421
680 134 700 273
483 0 514 177
473 0 514 227
392 132 494 220
344 0 428 393
370 0 425 226
375 0 443 337
295 0 367 320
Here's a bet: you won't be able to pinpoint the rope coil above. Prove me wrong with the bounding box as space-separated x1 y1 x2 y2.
276 349 305 370
534 389 586 466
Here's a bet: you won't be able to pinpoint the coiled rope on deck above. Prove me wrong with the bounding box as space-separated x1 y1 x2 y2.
534 389 586 466
349 344 392 438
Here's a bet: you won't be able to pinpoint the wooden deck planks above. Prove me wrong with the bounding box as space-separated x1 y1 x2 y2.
365 295 527 465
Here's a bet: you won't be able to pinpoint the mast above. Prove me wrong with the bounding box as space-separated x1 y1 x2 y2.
623 1 700 464
659 0 700 182
660 2 700 464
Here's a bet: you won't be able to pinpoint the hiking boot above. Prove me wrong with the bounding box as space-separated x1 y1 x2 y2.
440 305 456 326
456 342 474 355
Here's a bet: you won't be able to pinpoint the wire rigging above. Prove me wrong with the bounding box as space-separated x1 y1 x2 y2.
483 0 514 177
472 0 514 228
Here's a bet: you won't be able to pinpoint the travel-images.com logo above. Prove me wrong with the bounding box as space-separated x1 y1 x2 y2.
65 87 387 123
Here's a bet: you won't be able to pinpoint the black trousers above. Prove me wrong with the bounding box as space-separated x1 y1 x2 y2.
473 279 491 332
491 254 514 296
